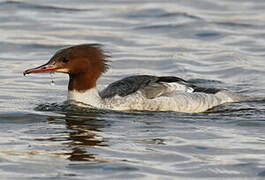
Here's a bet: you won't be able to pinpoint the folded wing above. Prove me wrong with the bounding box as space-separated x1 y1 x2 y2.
100 75 221 99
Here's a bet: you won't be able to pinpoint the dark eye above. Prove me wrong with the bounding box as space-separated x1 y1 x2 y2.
62 57 69 63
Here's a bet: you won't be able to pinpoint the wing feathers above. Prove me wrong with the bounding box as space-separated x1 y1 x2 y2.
100 75 220 99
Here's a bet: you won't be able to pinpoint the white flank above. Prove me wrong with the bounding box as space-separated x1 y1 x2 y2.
67 87 246 113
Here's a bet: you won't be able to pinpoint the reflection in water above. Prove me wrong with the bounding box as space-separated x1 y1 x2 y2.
65 116 107 162
44 111 109 162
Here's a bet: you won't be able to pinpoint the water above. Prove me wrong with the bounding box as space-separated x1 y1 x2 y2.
1 0 265 179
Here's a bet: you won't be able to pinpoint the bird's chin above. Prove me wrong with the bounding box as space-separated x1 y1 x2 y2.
54 68 69 73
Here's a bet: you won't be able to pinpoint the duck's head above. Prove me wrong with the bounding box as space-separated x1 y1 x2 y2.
24 44 109 91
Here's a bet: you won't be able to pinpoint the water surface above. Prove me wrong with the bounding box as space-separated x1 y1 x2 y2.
1 0 265 179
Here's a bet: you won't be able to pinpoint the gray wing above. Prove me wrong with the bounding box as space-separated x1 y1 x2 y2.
99 75 221 99
100 75 158 98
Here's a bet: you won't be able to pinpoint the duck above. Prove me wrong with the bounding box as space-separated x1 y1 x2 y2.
23 44 247 113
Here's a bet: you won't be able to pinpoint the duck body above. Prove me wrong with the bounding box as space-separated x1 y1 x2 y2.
68 75 243 113
24 44 246 113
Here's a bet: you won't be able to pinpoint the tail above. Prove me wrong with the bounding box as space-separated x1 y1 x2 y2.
216 90 255 103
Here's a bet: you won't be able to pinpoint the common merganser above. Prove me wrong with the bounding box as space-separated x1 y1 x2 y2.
24 44 246 113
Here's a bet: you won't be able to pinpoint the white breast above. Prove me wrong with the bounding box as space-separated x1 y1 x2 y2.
68 88 104 108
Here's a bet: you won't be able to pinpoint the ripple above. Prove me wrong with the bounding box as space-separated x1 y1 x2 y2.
216 22 257 28
1 0 265 179
0 1 86 12
126 8 201 20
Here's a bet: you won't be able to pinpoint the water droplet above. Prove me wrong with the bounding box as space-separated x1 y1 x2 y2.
50 73 55 86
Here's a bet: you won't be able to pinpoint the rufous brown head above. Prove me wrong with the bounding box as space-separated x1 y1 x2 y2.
24 44 110 91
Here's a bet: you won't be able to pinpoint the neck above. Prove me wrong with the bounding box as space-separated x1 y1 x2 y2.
68 73 97 91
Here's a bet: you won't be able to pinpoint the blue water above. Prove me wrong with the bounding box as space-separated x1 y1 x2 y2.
1 0 265 179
